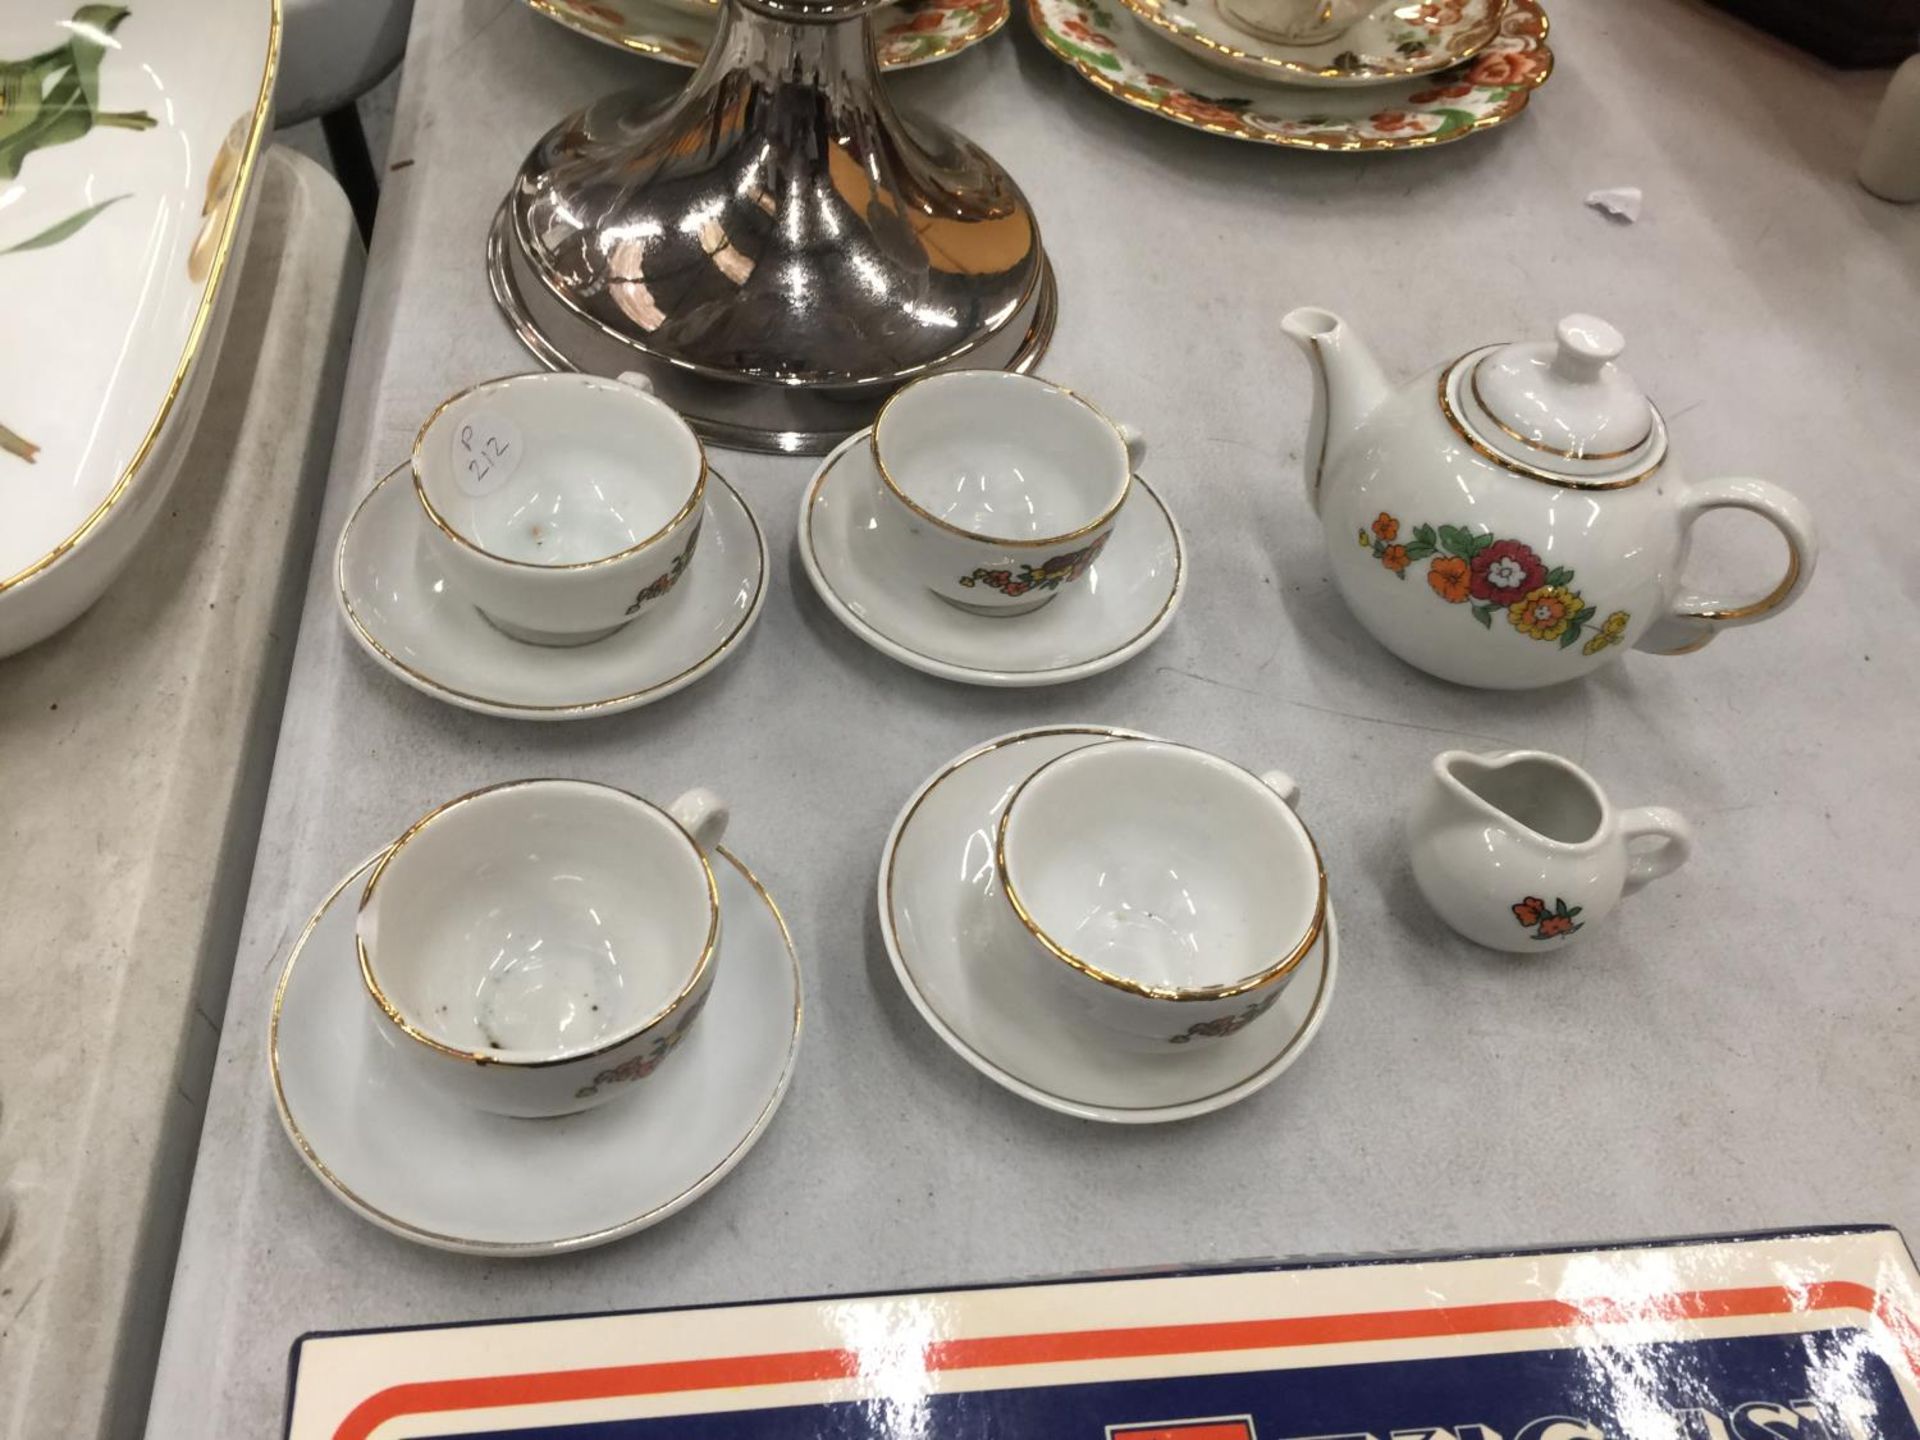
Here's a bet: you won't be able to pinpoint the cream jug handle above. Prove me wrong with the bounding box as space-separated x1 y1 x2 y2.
668 787 730 852
1617 806 1694 892
1638 477 1818 655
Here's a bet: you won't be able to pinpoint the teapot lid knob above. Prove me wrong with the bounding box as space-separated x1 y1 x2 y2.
1465 312 1657 470
1551 314 1626 380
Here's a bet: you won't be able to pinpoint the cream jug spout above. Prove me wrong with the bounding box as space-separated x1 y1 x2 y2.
1280 306 1391 516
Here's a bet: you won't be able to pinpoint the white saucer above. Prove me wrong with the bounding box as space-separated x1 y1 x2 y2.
799 432 1184 687
877 726 1338 1123
270 846 802 1255
337 465 767 719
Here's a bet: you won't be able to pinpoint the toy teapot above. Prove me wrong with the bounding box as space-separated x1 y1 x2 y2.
1407 748 1694 953
1280 308 1819 689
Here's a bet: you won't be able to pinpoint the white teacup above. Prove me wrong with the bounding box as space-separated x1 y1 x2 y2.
355 779 727 1118
995 739 1326 1050
870 371 1143 617
411 372 707 647
1217 0 1371 45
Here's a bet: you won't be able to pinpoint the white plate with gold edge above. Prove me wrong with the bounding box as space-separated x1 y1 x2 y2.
270 845 802 1255
336 464 767 720
0 0 279 656
1117 0 1505 88
800 432 1183 688
877 726 1338 1122
1028 0 1549 150
524 0 1008 70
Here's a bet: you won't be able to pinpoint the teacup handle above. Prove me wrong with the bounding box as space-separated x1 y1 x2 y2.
668 787 729 852
1116 422 1148 472
616 370 656 394
1618 806 1694 892
1260 770 1302 809
1636 476 1817 655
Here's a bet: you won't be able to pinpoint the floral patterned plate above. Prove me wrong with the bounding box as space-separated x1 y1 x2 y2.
1117 0 1506 87
1030 0 1549 148
526 0 1009 69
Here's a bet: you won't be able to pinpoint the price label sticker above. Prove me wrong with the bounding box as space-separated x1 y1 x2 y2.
453 411 524 498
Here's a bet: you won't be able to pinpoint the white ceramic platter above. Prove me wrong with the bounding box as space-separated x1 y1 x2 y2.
0 0 280 656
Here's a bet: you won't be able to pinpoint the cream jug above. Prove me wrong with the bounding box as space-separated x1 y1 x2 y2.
1407 749 1693 952
1280 308 1819 689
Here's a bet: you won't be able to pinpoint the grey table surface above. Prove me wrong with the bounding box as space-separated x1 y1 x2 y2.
0 148 362 1440
144 1 1919 1432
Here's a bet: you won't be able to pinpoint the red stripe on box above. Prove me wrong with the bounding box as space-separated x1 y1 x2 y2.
331 1279 1919 1440
1109 1422 1254 1440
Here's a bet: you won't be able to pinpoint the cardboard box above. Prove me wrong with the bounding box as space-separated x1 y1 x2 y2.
287 1226 1920 1439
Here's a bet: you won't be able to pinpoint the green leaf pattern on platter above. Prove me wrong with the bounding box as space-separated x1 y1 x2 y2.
0 192 128 254
1 8 157 464
0 6 156 181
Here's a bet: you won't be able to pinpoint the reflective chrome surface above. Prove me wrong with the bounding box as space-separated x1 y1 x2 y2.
494 0 1055 454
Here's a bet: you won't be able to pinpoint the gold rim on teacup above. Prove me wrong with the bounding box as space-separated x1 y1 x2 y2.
868 375 1135 549
355 778 721 1068
410 374 710 572
994 742 1328 1001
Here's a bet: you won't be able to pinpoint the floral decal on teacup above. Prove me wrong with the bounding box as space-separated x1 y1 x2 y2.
572 986 710 1100
957 530 1111 599
1167 988 1281 1043
624 518 702 616
1360 512 1630 653
1512 895 1582 940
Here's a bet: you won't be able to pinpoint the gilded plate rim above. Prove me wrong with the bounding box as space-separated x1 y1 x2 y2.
1115 0 1506 84
1027 0 1552 151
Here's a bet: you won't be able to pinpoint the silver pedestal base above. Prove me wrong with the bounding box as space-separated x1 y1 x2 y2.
486 204 1058 456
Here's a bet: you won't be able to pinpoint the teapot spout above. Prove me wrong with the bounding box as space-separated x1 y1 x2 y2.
1281 307 1392 516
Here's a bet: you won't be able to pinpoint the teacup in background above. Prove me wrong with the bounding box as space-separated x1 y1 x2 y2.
995 738 1326 1049
412 371 707 646
1216 0 1372 45
1407 749 1694 953
356 779 729 1118
871 371 1144 617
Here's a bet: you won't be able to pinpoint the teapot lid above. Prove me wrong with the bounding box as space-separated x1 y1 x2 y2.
1454 314 1664 484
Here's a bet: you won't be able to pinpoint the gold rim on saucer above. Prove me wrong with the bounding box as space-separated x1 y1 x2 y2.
269 846 802 1255
801 453 1184 683
336 467 767 717
878 727 1338 1118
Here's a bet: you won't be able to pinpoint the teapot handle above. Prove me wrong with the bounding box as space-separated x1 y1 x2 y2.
1636 476 1818 655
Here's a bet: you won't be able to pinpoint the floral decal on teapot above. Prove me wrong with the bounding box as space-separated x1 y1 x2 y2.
1360 512 1630 653
1167 988 1281 1043
1513 895 1582 940
958 531 1111 599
